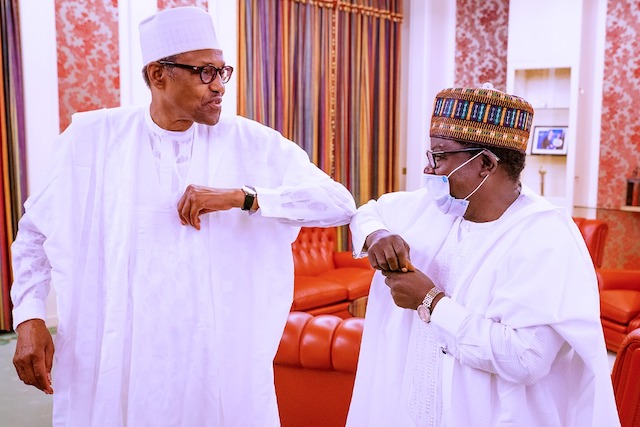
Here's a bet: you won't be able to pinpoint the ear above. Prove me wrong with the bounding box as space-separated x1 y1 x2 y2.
147 63 167 89
479 151 499 176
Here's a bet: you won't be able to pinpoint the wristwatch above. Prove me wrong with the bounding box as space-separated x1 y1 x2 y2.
241 185 257 211
417 287 443 323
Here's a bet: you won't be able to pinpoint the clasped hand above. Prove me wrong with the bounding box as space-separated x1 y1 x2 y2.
366 230 435 310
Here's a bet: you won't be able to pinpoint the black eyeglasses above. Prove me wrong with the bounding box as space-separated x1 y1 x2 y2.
158 61 234 84
426 148 485 169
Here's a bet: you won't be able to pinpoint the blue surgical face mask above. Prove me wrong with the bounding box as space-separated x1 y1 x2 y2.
422 150 491 217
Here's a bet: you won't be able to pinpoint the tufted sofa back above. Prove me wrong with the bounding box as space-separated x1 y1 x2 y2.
292 227 337 276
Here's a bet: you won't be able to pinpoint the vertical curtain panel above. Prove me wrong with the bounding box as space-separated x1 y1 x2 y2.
238 0 402 207
0 0 27 331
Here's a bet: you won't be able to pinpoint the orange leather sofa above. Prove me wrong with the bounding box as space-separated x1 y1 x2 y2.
570 217 640 353
573 217 608 269
611 328 640 427
598 269 640 352
292 227 374 318
274 311 364 427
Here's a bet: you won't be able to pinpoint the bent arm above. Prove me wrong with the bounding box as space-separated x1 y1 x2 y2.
256 177 355 227
432 298 565 385
255 144 356 227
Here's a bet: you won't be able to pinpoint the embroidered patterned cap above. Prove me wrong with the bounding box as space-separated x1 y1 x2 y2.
139 6 221 65
430 85 534 152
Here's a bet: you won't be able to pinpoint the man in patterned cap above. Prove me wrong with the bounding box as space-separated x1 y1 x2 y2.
346 85 620 426
10 6 355 426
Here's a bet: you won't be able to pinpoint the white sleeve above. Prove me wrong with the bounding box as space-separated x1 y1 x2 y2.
348 199 389 258
10 129 72 329
431 297 566 385
10 215 51 328
253 137 356 227
255 177 355 227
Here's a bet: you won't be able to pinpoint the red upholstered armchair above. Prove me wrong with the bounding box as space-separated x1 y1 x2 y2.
292 227 374 318
611 328 640 427
573 217 608 269
598 269 640 352
274 311 364 427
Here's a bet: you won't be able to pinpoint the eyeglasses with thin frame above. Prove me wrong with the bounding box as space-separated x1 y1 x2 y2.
426 148 486 169
158 61 234 84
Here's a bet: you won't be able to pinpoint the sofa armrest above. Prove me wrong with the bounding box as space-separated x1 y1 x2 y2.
333 251 373 270
597 269 640 291
611 329 640 427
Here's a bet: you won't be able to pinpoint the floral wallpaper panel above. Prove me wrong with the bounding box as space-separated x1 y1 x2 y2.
455 0 509 91
599 0 640 269
55 0 120 131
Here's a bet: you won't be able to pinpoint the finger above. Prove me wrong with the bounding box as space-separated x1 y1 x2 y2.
177 192 189 225
189 202 201 230
402 261 415 272
31 355 51 393
44 342 54 394
385 247 400 271
185 191 205 229
373 251 391 271
16 359 39 389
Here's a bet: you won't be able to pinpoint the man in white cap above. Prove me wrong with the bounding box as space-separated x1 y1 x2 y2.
10 6 355 426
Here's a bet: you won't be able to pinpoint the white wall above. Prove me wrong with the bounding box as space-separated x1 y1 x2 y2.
18 0 59 325
401 0 456 191
507 0 605 210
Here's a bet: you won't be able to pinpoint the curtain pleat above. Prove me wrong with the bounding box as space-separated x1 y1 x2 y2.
0 0 27 331
238 0 402 248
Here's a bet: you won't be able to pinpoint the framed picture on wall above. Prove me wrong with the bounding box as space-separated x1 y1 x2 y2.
531 126 568 155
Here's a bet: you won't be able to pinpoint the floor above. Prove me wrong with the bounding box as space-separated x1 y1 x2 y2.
0 330 619 426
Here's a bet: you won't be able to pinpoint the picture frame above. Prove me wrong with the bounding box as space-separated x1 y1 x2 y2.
531 126 568 155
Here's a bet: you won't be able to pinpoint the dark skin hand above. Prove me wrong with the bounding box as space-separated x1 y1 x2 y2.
366 229 445 310
13 319 54 394
177 185 257 230
365 229 413 272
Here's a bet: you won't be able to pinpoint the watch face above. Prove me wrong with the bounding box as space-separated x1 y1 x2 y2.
417 305 431 323
243 186 257 196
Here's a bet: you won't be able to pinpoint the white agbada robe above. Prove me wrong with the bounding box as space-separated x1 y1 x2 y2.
347 186 620 427
10 106 356 427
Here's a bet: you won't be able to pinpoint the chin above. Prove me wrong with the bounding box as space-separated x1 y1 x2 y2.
197 112 222 126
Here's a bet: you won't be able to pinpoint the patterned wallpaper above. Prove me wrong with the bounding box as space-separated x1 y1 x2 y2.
598 0 640 269
158 0 208 10
600 0 640 209
55 0 120 131
454 0 509 91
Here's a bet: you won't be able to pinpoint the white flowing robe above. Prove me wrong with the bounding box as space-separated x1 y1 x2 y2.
10 106 356 427
347 187 620 427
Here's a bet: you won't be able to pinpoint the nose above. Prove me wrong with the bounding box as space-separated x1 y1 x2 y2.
424 165 435 174
208 75 225 94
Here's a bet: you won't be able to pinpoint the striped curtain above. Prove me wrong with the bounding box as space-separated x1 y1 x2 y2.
0 1 27 331
238 0 402 207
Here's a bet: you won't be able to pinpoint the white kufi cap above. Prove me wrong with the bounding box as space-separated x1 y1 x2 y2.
139 6 221 65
